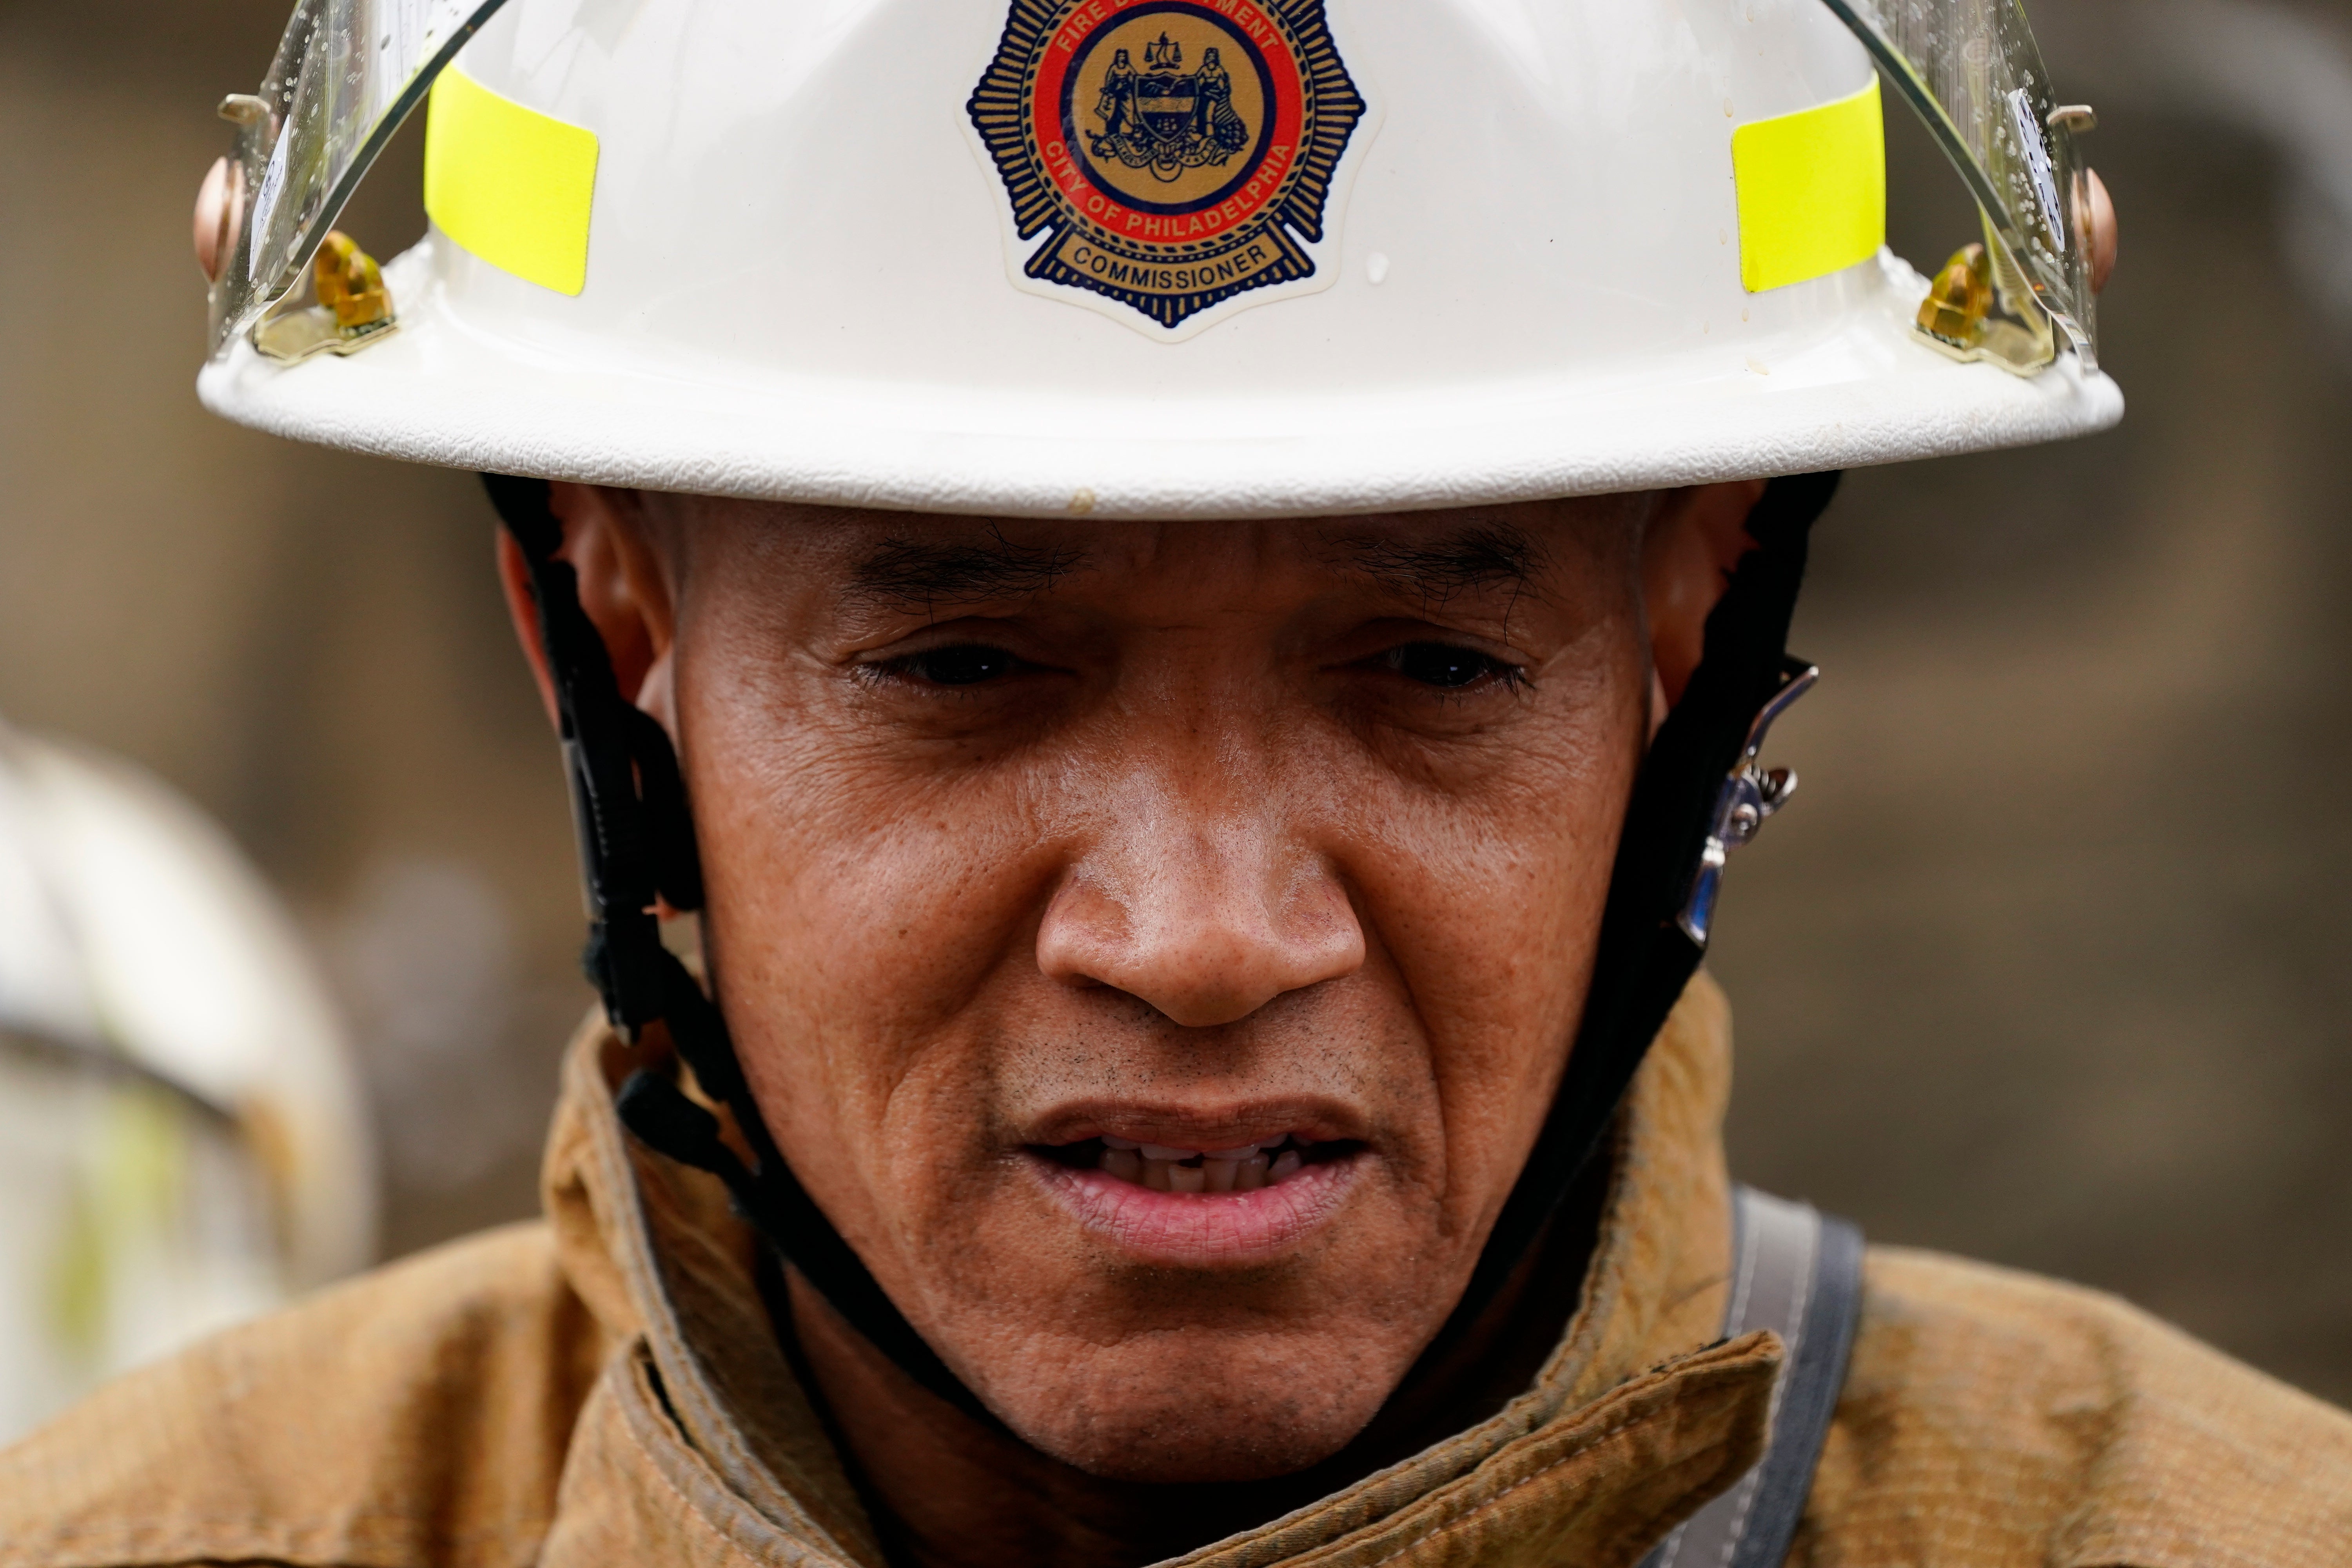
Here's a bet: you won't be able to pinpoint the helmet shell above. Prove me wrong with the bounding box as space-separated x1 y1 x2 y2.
199 0 2121 518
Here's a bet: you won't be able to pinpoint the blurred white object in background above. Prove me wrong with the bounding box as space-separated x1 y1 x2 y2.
0 719 375 1443
2051 0 2352 337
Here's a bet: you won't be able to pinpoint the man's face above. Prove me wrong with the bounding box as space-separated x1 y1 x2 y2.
617 504 1658 1482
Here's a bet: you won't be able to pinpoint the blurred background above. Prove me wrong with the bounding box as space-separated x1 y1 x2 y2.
0 0 2346 1438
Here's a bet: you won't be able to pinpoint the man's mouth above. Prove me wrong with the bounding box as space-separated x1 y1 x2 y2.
1048 1133 1332 1192
1024 1114 1367 1261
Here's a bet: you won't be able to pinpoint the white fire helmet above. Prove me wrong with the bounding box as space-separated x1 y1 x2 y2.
196 0 2120 518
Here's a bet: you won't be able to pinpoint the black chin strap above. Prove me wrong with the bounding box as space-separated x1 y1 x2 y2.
485 474 984 1417
483 470 1834 1420
1428 471 1835 1350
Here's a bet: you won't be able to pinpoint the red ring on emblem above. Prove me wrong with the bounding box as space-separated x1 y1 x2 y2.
1031 0 1307 244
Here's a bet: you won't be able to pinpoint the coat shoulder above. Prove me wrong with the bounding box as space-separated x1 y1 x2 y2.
1799 1244 2352 1568
0 1220 611 1568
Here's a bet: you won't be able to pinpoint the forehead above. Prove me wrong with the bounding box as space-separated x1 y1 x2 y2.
656 497 1651 616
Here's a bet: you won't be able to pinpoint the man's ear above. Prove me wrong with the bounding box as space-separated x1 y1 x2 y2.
495 481 678 733
1641 479 1768 710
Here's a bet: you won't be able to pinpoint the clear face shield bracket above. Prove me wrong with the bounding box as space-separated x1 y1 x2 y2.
1824 0 2105 377
199 0 514 365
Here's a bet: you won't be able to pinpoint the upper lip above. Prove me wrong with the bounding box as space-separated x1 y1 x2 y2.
1025 1098 1368 1152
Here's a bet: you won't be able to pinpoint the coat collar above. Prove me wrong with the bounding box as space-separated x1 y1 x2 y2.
538 973 1775 1568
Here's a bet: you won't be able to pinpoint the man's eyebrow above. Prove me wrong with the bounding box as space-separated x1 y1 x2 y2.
847 528 1091 614
1328 523 1547 607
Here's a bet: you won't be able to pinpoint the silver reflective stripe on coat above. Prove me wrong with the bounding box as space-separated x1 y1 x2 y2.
1637 1187 1864 1568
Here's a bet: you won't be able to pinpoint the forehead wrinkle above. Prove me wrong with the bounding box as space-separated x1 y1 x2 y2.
846 525 1094 618
1322 521 1549 613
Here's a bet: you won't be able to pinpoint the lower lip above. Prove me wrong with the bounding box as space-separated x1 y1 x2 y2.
1029 1153 1360 1265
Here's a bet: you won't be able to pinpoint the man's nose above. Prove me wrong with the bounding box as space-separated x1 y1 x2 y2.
1035 810 1366 1028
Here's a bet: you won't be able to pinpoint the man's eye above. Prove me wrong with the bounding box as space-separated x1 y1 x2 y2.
898 645 1018 686
1378 642 1515 690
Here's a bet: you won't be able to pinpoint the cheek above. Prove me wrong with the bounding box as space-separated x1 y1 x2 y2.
676 667 1066 1225
1354 659 1644 1222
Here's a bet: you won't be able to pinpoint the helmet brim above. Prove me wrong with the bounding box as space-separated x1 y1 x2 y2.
201 239 2121 521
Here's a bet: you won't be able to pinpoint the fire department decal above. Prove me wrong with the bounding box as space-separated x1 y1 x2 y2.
967 0 1369 334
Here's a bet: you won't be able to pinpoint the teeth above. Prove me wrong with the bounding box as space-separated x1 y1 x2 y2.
1093 1141 1310 1193
1116 1136 1288 1161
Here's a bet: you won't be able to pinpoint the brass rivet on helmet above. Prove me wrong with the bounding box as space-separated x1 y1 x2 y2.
313 232 393 336
1915 243 1994 350
253 230 398 365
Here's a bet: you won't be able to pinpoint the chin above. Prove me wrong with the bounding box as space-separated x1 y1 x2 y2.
975 1326 1402 1484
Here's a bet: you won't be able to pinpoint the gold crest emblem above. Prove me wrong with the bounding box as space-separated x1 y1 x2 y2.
969 0 1368 332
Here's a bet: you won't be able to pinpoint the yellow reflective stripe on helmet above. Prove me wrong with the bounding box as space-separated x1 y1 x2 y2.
1731 77 1885 294
423 67 598 297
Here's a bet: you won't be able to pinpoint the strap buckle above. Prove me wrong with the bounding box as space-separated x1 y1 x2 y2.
1677 658 1819 947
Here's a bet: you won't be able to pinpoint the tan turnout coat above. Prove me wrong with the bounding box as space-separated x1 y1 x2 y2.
4 975 2349 1568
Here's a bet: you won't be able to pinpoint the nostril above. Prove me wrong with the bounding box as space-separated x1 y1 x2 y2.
1038 885 1364 1027
1035 825 1367 1026
1150 971 1292 1029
